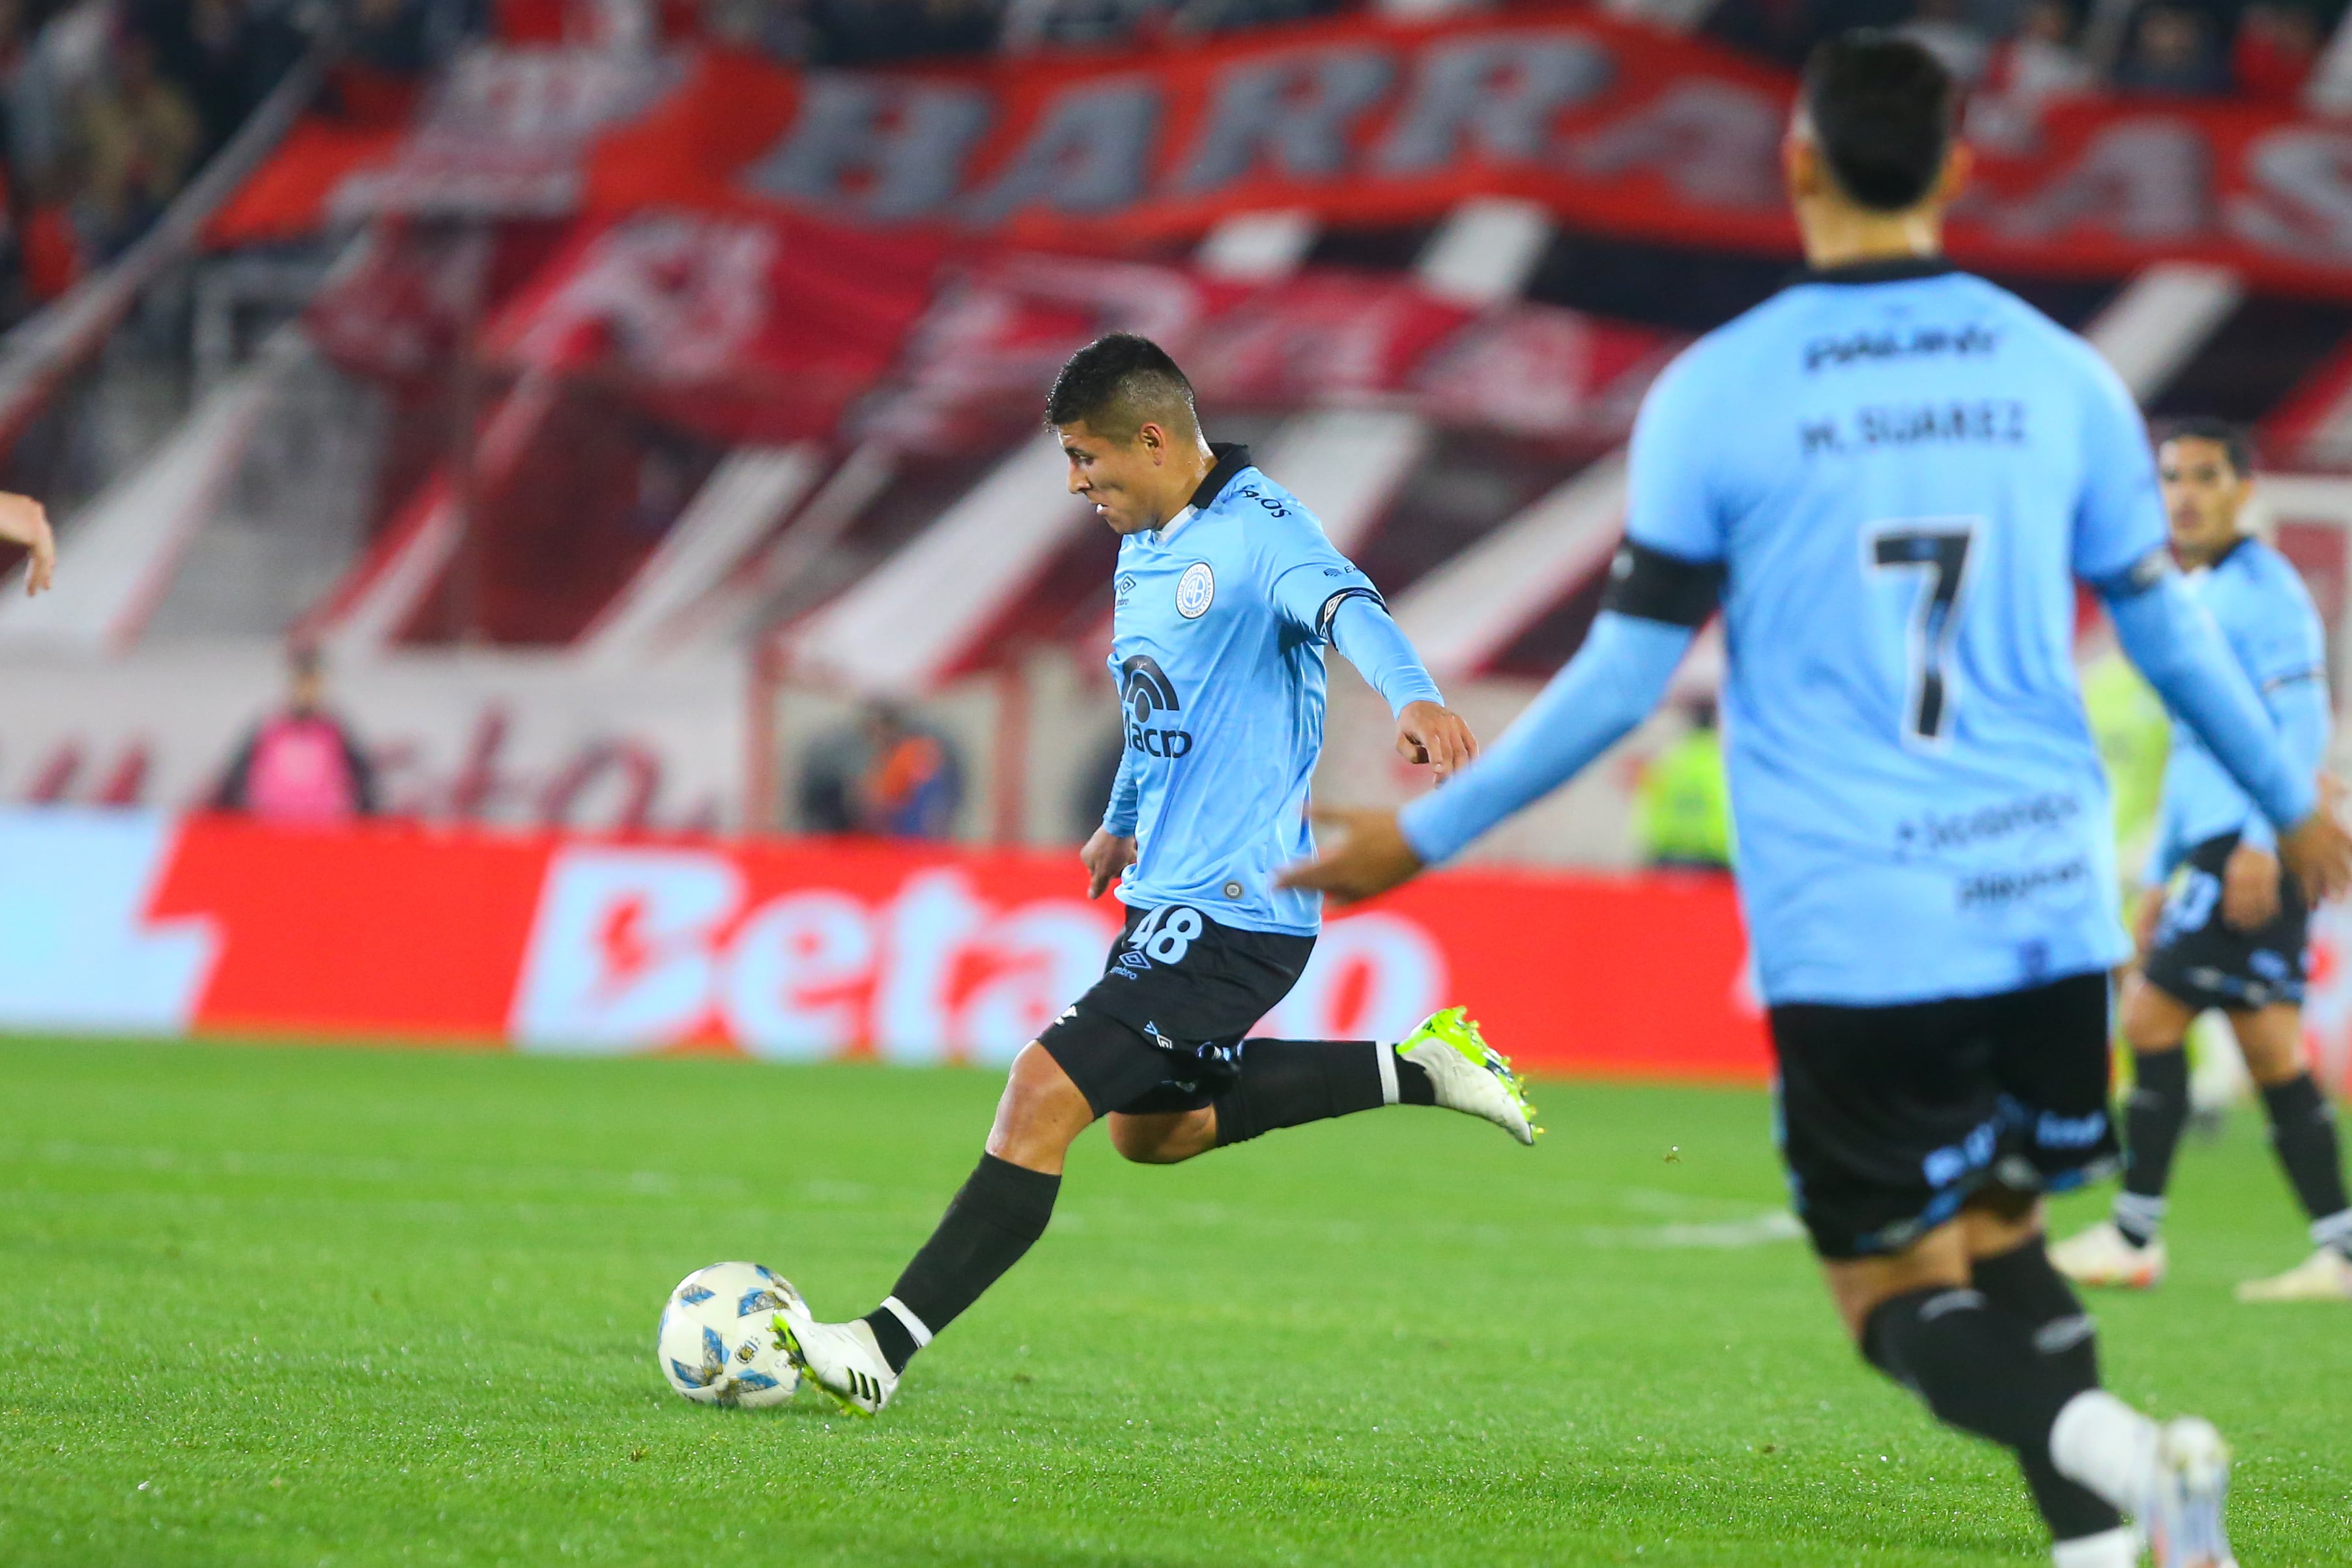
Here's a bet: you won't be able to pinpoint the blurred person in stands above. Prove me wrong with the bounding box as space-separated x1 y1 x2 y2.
73 29 199 259
134 0 307 157
2232 1 2323 101
1970 0 2092 146
808 0 999 65
213 643 380 824
2116 3 2228 94
853 702 960 839
350 0 485 76
1635 695 1732 872
0 489 52 592
1899 0 1992 82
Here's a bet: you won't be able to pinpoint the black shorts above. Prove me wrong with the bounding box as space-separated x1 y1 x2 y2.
1037 904 1315 1118
2142 833 2309 1012
1768 971 2120 1261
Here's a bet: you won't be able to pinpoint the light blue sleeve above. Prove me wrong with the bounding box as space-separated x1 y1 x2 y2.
2237 674 2330 853
2069 349 2168 584
1102 745 1139 836
2104 571 2317 833
1622 345 1728 561
1398 613 1694 865
1328 595 1442 717
2144 816 2183 886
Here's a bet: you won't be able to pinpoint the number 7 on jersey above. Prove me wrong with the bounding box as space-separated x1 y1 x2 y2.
1867 519 1979 747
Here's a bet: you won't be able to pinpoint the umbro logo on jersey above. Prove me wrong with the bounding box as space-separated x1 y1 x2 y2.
1119 654 1194 759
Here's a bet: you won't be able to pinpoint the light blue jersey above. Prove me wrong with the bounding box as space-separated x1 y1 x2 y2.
1403 260 2316 1008
1104 444 1439 936
2149 537 2330 880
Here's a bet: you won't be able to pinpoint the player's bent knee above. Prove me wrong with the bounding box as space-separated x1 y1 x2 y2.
986 1042 1097 1165
1106 1109 1215 1164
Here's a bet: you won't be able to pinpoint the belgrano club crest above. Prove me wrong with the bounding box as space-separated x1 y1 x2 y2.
1175 562 1214 618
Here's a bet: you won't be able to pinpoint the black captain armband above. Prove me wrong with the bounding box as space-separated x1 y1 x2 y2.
2087 549 2173 601
1314 584 1385 640
1598 540 1724 627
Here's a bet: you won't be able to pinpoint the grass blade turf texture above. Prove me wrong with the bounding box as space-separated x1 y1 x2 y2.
0 1038 2343 1565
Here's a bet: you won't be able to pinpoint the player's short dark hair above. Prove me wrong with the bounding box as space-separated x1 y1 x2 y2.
2156 416 2255 478
1801 33 1958 213
1045 333 1198 442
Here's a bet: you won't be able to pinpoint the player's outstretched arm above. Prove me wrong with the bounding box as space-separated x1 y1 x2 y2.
1323 595 1477 780
2104 570 2352 901
1280 611 1692 905
0 492 54 595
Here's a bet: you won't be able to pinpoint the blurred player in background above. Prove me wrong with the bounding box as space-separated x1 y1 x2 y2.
776 334 1537 1416
1284 35 2352 1568
2054 421 2352 1304
1 491 54 594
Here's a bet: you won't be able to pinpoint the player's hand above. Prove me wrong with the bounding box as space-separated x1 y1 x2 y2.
1080 828 1136 900
2220 842 2282 932
1394 700 1477 782
2131 885 2165 958
1275 805 1424 907
2277 775 2352 905
0 492 53 595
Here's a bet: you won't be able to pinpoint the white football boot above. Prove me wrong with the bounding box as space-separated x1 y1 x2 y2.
2052 1220 2168 1290
2234 1247 2352 1303
1398 1008 1538 1146
2142 1418 2236 1568
773 1307 898 1416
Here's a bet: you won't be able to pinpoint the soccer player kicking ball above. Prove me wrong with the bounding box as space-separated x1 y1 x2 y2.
1282 36 2352 1568
2054 422 2352 1304
777 333 1536 1417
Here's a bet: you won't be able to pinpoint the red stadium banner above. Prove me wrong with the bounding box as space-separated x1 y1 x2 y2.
16 809 2352 1090
0 809 1767 1079
210 15 2352 297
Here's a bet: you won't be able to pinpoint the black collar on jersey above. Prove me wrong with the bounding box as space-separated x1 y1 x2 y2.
2205 534 2252 571
1796 255 1958 286
1189 442 1252 513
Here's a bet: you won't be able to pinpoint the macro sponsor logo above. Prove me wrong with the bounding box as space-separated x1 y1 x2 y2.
1119 654 1194 759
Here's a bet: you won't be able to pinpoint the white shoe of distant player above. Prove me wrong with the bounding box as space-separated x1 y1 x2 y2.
774 1308 898 1416
2052 1221 2167 1290
1398 1008 1538 1147
2141 1418 2236 1568
2235 1247 2352 1303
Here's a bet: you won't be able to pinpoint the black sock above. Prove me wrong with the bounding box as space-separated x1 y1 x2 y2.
2115 1048 2189 1246
1971 1242 2123 1542
2261 1074 2352 1257
1210 1040 1432 1147
1861 1286 2090 1541
859 1154 1059 1374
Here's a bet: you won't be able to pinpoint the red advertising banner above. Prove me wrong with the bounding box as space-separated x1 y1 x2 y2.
212 18 2352 296
16 810 2352 1090
0 810 1767 1079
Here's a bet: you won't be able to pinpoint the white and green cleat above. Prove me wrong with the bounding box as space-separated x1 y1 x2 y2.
773 1307 898 1416
1398 1008 1539 1146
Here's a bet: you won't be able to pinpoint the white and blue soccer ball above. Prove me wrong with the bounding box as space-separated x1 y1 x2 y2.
657 1262 803 1408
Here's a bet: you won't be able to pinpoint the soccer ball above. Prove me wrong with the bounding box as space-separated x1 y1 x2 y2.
657 1262 803 1408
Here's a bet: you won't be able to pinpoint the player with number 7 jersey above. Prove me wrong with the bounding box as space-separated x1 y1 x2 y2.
1284 35 2352 1567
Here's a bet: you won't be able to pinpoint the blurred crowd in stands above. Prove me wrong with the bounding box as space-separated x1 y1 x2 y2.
1713 0 2342 107
0 0 487 323
0 0 2330 328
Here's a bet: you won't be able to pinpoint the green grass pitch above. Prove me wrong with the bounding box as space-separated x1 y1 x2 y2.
1 1036 2345 1567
